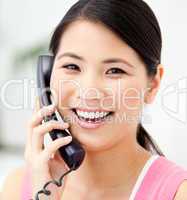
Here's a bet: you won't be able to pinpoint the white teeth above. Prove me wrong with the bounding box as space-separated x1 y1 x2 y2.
90 112 95 119
99 112 104 118
76 110 110 119
96 112 100 118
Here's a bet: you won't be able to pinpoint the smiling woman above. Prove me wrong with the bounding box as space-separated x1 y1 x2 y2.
1 0 187 200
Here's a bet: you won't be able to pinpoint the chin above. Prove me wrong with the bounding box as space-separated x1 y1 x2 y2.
72 130 122 153
81 142 114 152
66 110 129 152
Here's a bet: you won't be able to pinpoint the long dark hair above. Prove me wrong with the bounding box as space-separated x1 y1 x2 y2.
49 0 164 156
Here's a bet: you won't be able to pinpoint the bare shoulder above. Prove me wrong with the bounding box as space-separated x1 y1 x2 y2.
1 165 27 200
174 180 187 200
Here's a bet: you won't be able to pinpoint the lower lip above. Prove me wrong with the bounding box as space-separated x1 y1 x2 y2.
72 110 113 129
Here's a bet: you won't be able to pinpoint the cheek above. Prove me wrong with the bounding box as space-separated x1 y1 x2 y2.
114 80 146 120
121 87 143 110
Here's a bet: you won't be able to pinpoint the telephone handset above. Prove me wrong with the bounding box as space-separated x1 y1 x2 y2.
36 55 85 171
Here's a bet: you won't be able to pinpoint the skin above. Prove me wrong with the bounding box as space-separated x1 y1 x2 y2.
49 19 164 199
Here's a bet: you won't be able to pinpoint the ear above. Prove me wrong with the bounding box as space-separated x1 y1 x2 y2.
144 64 164 104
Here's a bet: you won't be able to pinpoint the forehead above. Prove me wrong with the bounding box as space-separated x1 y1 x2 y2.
57 20 144 67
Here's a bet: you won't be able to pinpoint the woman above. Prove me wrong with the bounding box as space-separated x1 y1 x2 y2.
2 0 187 199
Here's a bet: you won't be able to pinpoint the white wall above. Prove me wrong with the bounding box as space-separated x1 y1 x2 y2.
0 0 187 169
144 0 187 166
0 0 77 146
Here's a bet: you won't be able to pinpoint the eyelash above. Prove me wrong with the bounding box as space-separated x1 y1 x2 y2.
61 64 126 74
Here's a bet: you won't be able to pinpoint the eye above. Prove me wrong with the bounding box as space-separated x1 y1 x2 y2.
106 68 126 74
61 64 80 71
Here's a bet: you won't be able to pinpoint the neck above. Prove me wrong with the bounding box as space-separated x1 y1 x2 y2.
65 138 152 194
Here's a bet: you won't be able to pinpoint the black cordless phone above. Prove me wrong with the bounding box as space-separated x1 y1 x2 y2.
36 55 85 170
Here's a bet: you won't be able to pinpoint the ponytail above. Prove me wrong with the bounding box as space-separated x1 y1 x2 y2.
137 124 164 156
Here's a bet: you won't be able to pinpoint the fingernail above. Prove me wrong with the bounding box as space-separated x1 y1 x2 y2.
59 122 69 128
63 123 69 128
64 136 72 141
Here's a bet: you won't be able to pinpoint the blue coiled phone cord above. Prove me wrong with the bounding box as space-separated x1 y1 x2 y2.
29 163 76 200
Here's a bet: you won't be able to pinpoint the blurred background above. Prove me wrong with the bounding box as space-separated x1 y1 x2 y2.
0 0 187 191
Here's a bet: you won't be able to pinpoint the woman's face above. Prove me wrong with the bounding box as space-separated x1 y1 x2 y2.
50 20 152 151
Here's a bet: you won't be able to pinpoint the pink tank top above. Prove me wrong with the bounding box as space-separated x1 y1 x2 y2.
21 155 187 200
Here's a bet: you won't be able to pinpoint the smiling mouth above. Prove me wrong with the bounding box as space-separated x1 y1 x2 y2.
71 108 114 123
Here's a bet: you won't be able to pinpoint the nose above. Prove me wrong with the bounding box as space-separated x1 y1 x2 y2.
79 71 105 100
79 90 104 110
73 71 114 110
82 87 103 100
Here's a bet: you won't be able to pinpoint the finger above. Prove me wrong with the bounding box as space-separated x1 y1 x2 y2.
41 136 72 162
26 104 56 149
32 120 69 152
29 104 56 128
26 96 41 148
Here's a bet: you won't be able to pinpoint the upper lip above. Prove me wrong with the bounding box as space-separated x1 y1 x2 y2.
72 107 113 113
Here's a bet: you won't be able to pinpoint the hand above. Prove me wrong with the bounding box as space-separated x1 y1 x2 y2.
24 97 72 200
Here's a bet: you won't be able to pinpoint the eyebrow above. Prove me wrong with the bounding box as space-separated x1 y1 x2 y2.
56 52 135 68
